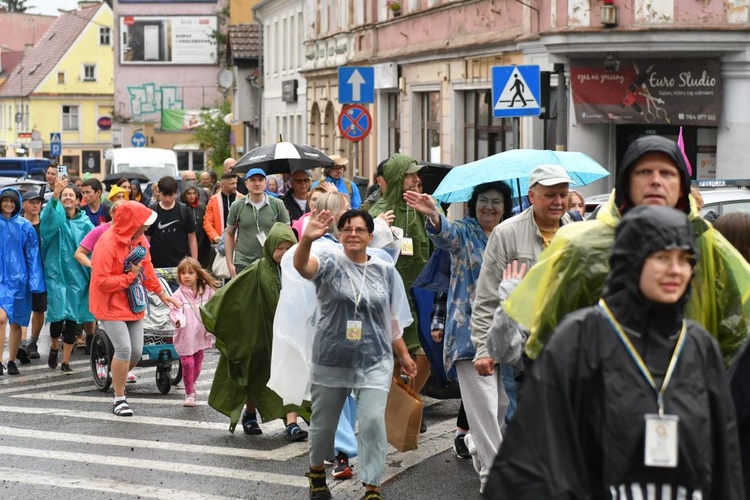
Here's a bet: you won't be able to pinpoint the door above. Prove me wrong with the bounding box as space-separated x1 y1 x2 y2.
144 25 160 61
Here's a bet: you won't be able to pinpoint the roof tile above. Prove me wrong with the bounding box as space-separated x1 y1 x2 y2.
0 5 100 97
228 24 260 60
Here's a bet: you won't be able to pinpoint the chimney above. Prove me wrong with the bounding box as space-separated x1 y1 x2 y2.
24 43 33 56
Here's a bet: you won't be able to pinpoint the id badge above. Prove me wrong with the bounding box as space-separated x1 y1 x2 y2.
346 320 362 341
401 237 414 256
644 414 679 467
256 231 267 246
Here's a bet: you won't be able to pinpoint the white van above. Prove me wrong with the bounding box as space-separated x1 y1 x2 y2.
105 147 178 181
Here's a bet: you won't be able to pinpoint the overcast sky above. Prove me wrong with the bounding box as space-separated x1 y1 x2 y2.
27 0 84 16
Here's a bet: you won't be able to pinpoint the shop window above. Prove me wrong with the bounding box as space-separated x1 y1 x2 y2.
463 90 512 163
420 91 440 163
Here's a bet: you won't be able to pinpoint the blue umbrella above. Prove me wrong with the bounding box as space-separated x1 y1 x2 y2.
432 149 609 204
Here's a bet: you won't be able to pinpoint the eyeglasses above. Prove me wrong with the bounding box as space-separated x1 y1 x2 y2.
476 197 504 208
340 227 369 235
329 166 345 171
292 178 312 183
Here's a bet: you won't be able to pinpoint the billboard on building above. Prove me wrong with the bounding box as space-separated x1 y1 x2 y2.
119 16 217 65
570 58 721 127
161 108 220 131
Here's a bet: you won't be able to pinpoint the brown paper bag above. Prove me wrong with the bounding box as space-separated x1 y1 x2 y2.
385 376 424 452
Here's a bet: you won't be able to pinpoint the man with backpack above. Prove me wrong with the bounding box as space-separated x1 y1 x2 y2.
146 176 197 268
225 168 289 277
313 155 362 209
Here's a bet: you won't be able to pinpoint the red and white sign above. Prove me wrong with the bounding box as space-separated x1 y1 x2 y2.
338 104 372 142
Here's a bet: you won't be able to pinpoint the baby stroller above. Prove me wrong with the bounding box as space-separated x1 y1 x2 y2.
90 268 182 394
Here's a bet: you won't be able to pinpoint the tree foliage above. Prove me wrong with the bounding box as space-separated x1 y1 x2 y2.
2 0 32 12
191 101 231 171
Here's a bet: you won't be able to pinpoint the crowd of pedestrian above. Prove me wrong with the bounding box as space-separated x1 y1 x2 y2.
2 139 750 499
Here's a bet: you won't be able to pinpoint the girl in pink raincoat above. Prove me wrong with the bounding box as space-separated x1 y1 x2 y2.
169 257 219 407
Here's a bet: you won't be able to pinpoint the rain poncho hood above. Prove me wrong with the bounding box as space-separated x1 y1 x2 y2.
615 135 691 214
0 187 45 325
505 166 750 363
369 154 431 351
203 223 309 431
89 201 163 321
484 206 743 500
40 195 95 323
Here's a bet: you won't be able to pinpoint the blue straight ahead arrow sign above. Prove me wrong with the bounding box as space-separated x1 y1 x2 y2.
338 67 375 104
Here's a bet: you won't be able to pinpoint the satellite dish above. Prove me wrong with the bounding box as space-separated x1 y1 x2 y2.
218 69 234 89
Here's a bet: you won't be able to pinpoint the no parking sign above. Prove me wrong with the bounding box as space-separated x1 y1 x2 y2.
338 104 372 142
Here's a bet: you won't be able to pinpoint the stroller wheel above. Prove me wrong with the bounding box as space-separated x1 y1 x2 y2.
90 329 113 392
156 367 171 395
170 360 182 386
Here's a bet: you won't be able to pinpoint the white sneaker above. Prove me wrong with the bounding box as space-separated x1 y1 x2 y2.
183 394 196 407
464 432 481 475
126 371 137 384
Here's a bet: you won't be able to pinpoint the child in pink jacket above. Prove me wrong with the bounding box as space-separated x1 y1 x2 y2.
169 257 219 407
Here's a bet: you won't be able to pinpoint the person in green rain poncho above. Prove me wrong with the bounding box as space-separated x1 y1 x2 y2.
202 222 311 440
369 154 433 391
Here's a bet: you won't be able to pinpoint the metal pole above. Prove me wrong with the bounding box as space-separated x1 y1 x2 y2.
554 63 567 151
512 117 519 149
354 141 360 177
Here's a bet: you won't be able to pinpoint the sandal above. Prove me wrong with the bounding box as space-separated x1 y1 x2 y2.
113 399 134 417
286 423 309 442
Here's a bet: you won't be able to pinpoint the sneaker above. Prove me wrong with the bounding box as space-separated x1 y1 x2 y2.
241 411 262 435
286 422 309 442
61 362 74 375
48 348 59 369
7 361 19 375
126 371 137 384
332 451 353 480
306 468 332 500
464 433 481 475
16 343 30 365
113 399 134 417
454 434 471 459
183 394 196 407
28 341 40 359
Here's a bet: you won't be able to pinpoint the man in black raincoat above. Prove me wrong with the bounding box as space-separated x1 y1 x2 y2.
484 205 744 499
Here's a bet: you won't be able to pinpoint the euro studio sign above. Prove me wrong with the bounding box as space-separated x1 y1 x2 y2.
97 116 113 131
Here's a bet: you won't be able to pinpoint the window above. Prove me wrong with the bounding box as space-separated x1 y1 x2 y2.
62 105 79 131
99 27 111 46
463 90 512 163
420 92 441 163
82 64 96 82
387 93 400 155
57 72 65 84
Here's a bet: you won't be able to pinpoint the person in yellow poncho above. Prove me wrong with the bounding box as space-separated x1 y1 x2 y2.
503 135 750 364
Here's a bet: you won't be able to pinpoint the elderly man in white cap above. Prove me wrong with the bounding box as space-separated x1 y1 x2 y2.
313 155 362 208
464 164 574 494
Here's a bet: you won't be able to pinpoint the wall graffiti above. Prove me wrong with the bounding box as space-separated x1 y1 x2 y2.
126 83 184 120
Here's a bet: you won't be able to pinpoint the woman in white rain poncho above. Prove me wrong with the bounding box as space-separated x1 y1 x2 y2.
295 209 416 500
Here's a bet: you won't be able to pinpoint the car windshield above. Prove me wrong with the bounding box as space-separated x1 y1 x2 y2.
117 163 176 181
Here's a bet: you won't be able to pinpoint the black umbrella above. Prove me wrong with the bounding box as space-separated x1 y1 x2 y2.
416 161 453 196
233 142 333 175
102 172 150 189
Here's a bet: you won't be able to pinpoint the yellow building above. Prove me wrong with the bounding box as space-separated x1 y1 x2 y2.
0 2 113 178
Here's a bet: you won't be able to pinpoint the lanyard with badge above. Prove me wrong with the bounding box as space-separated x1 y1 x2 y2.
401 206 414 256
345 262 368 341
598 299 686 468
251 205 267 246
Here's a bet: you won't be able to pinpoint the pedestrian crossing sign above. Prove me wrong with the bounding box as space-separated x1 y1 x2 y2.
492 65 541 117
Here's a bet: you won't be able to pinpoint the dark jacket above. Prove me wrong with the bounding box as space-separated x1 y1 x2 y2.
181 181 210 268
282 189 308 222
485 206 744 500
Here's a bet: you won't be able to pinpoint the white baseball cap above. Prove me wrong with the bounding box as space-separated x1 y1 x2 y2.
529 164 576 187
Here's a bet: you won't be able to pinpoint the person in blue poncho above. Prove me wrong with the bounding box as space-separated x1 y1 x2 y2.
0 188 45 376
312 155 362 209
41 178 94 374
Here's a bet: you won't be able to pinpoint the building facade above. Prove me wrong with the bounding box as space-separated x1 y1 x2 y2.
254 0 307 149
112 0 228 171
302 0 750 191
0 2 113 176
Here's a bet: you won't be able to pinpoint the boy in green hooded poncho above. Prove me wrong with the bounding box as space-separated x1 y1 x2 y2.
202 222 311 440
369 154 433 391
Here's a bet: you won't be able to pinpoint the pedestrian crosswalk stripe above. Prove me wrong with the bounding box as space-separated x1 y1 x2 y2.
12 393 211 405
494 66 540 111
0 405 285 432
0 445 309 488
0 425 307 461
0 466 235 500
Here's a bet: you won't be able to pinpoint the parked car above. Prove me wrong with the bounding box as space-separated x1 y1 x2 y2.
0 158 50 181
0 177 48 200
